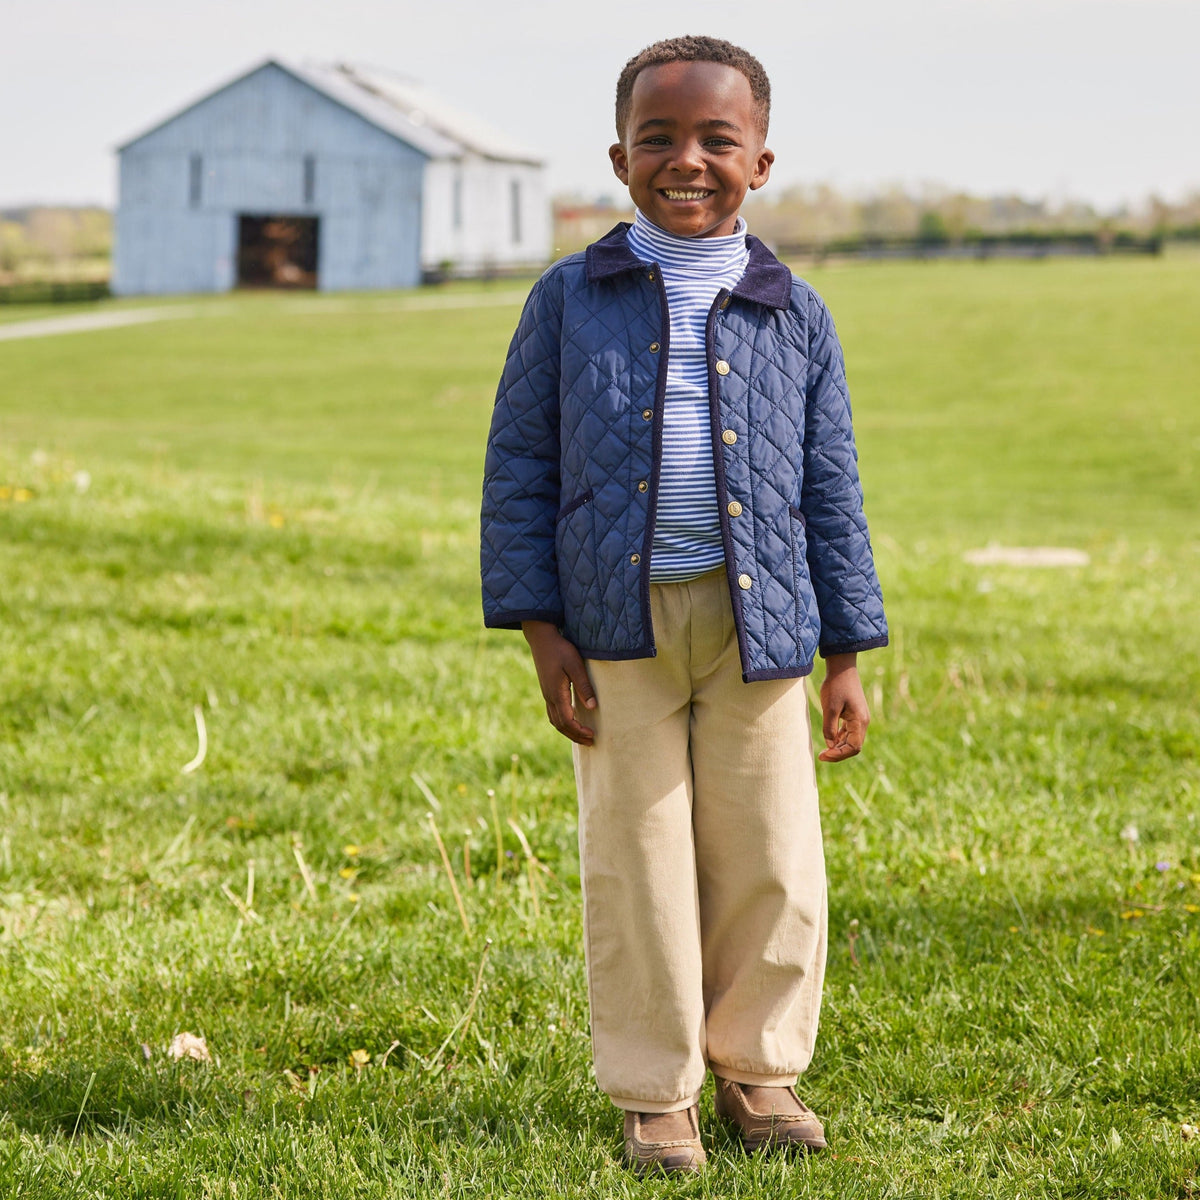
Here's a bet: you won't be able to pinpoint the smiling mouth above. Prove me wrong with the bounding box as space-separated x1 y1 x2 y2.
660 188 714 201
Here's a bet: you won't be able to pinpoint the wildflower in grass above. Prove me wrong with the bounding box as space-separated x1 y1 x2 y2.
1191 873 1200 885
0 486 11 500
1156 861 1171 872
343 844 360 857
847 918 861 965
268 512 285 528
349 1049 370 1072
348 893 360 903
1085 926 1106 937
1120 824 1139 845
14 488 32 502
339 867 357 880
73 469 91 493
1185 904 1200 915
1120 909 1145 920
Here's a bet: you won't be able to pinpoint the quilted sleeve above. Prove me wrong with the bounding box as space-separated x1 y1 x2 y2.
800 293 889 657
480 270 565 630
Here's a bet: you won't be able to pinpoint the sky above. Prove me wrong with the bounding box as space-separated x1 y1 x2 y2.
2 0 1198 212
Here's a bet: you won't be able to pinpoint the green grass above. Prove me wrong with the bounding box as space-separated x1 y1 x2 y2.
2 259 1199 1198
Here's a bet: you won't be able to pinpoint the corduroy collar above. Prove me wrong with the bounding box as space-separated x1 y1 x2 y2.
585 222 793 310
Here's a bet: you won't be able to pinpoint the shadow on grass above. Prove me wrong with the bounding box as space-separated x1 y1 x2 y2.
2 886 1194 1148
0 1055 223 1138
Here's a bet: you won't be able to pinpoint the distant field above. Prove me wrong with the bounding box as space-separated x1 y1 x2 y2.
1 259 1198 1198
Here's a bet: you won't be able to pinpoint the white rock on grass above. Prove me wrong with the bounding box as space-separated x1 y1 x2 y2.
963 546 1090 567
167 1032 212 1063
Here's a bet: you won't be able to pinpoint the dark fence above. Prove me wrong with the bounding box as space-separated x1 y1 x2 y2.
776 232 1164 262
0 279 112 305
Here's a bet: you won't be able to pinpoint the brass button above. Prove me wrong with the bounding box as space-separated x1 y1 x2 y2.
719 296 730 310
630 553 641 565
737 573 752 590
649 342 660 353
647 272 655 281
715 360 730 376
727 500 743 517
721 429 737 445
637 480 648 493
642 409 653 421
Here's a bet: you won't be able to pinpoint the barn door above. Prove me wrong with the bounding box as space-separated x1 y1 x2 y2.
237 215 319 288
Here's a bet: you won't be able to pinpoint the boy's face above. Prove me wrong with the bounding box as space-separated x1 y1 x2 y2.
610 60 773 239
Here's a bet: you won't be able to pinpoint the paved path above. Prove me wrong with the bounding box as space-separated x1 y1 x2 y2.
0 307 196 342
0 290 529 343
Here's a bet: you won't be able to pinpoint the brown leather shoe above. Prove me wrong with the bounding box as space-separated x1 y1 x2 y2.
713 1078 827 1153
622 1106 706 1175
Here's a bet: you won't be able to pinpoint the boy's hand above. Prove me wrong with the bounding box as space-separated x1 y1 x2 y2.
819 653 870 762
521 621 598 745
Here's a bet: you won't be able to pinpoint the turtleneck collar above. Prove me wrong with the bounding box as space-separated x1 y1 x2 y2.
626 208 749 272
586 221 794 310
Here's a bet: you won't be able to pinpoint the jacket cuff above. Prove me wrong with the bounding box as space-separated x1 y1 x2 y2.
484 609 564 632
819 634 889 658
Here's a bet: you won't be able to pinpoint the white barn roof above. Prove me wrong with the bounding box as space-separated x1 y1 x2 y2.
119 58 544 167
301 62 543 165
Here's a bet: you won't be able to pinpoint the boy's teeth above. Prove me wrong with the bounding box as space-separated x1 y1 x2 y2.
663 189 708 200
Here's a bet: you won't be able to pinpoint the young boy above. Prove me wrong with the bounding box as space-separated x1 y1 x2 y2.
481 36 887 1175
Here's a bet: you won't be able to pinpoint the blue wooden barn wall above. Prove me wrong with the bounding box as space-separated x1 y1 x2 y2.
114 63 428 294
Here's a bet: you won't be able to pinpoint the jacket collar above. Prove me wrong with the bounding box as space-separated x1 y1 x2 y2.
585 222 793 310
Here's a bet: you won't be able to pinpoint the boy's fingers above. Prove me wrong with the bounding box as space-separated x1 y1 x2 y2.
547 674 595 745
819 734 860 761
562 716 596 744
524 628 595 743
819 744 855 762
569 665 597 710
551 674 574 727
818 714 865 762
550 710 595 744
822 708 839 748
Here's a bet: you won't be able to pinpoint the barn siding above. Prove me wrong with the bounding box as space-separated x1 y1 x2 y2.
114 63 427 295
422 158 550 274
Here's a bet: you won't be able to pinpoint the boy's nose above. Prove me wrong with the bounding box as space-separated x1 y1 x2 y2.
667 140 705 173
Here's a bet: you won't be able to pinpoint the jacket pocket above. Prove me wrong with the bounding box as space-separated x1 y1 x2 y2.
555 488 597 646
556 488 593 522
788 504 818 664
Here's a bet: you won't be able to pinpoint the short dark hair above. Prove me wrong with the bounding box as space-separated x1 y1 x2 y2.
615 36 771 142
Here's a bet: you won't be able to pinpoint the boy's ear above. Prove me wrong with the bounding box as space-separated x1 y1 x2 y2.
609 142 630 186
749 146 775 192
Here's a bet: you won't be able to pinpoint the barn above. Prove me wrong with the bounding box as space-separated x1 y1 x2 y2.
112 59 550 295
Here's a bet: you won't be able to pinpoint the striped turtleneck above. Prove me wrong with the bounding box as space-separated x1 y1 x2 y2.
625 210 750 583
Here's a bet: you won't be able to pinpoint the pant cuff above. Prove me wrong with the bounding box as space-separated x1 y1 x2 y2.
710 1065 800 1087
608 1089 702 1114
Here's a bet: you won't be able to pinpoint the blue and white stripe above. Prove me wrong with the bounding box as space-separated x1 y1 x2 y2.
626 209 750 583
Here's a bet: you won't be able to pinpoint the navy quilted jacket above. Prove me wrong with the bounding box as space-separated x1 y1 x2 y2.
481 224 887 682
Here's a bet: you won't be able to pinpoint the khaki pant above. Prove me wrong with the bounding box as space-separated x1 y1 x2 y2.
572 568 827 1113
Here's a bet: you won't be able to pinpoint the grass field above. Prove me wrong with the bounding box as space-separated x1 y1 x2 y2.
1 258 1199 1199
